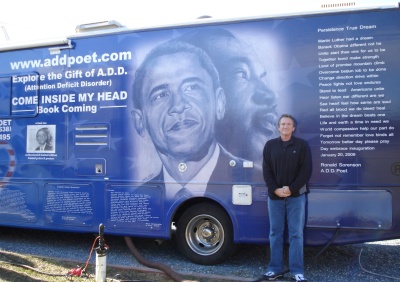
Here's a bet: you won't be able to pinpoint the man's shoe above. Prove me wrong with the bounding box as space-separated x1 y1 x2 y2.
263 271 283 280
292 274 307 282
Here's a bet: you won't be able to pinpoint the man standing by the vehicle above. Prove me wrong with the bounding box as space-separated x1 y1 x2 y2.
262 114 311 282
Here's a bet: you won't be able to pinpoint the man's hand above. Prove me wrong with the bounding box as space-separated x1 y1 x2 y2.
274 186 291 198
282 186 291 196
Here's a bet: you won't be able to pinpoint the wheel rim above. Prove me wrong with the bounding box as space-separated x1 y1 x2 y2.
185 214 224 256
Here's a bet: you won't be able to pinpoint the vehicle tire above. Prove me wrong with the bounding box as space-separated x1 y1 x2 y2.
175 203 235 265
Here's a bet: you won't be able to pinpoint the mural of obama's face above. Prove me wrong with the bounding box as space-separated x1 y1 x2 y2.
133 42 225 162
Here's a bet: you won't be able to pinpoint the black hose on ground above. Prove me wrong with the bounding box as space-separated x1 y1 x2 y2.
124 236 197 282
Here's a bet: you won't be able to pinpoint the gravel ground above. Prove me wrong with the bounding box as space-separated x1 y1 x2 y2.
0 226 399 281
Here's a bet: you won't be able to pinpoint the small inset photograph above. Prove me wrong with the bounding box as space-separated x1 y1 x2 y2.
27 125 56 153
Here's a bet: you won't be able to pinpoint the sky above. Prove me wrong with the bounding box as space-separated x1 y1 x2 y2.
0 0 396 44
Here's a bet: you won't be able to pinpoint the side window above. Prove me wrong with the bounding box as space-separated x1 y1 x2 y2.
0 73 39 118
11 73 39 117
0 76 11 117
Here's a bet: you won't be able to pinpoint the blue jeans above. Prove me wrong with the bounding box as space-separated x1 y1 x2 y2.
267 194 306 274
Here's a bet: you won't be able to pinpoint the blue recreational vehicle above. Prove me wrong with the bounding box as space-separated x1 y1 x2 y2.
0 1 399 265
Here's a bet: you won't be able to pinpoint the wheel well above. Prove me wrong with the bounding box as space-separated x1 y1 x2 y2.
172 198 230 229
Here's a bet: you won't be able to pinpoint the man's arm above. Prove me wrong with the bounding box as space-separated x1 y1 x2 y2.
262 141 281 195
289 139 311 194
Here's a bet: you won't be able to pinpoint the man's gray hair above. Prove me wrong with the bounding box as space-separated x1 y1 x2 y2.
278 114 296 127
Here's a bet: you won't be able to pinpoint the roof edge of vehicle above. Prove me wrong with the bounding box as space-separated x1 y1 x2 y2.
0 1 398 52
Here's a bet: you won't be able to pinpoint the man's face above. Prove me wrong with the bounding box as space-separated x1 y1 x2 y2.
139 52 222 160
278 117 295 138
36 130 47 145
208 37 278 159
